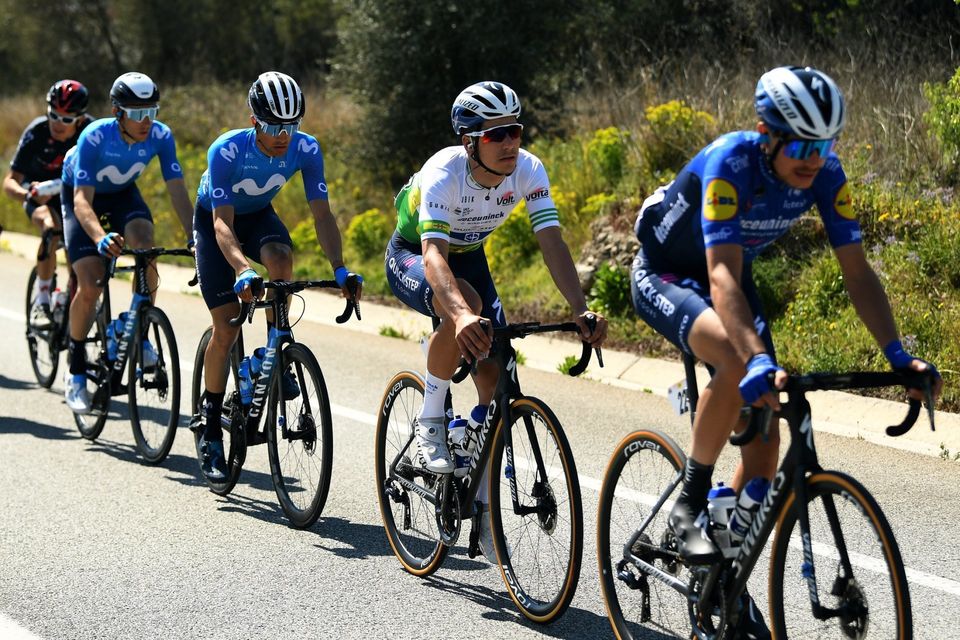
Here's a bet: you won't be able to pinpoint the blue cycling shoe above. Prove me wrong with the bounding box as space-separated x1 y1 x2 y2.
199 436 228 482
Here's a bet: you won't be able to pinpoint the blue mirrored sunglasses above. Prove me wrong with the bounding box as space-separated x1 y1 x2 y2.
120 106 159 122
782 138 836 160
255 118 300 137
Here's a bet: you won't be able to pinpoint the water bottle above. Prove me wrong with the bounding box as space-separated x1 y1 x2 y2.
51 289 69 325
448 417 471 477
707 482 737 554
728 477 771 544
105 312 127 361
32 179 62 198
238 356 254 405
250 347 266 378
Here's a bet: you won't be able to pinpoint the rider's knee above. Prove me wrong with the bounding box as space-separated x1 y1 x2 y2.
124 218 154 248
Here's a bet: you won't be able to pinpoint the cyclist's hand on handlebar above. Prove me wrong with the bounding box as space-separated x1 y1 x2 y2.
884 340 942 403
455 313 493 363
575 310 607 347
739 353 786 410
96 232 123 258
233 268 263 303
334 266 364 302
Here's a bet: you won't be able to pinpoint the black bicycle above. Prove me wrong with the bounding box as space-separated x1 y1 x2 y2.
190 277 359 529
375 318 601 623
74 247 193 466
25 228 74 387
597 358 935 639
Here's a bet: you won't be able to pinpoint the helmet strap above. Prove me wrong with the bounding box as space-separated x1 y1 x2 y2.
468 139 513 178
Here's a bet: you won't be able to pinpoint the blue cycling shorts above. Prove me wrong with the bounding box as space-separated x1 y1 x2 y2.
384 232 506 328
630 248 775 358
193 203 292 310
62 183 152 263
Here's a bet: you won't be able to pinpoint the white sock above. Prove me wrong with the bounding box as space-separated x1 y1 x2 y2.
34 278 53 305
420 371 450 420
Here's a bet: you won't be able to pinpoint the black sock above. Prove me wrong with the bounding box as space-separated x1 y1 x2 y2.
677 457 714 513
68 338 87 375
203 390 225 441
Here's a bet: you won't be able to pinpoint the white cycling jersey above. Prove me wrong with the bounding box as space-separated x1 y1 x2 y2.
394 146 559 252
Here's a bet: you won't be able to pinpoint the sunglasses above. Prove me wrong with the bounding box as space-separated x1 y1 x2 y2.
120 105 159 122
781 137 836 160
469 123 523 143
48 109 83 124
255 118 300 137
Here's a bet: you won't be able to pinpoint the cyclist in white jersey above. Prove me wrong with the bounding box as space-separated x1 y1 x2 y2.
386 81 607 562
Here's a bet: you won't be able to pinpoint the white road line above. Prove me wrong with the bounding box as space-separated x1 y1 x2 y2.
0 613 43 640
330 403 960 599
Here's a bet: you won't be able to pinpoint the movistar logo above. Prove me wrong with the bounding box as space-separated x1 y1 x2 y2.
97 162 146 184
220 142 240 162
234 174 286 196
298 138 319 155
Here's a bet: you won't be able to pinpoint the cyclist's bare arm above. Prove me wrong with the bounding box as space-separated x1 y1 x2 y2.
73 185 112 246
422 237 491 360
535 225 607 346
212 204 251 275
164 177 194 238
308 198 359 300
707 243 766 362
3 169 29 202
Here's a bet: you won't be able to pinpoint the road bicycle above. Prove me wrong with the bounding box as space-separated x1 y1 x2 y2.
375 318 601 623
597 353 935 639
25 228 74 387
74 247 193 465
190 277 359 529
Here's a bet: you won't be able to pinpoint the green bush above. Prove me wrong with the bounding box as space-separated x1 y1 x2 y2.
485 203 539 278
643 100 716 174
589 262 633 318
923 67 960 167
345 207 393 261
587 127 630 188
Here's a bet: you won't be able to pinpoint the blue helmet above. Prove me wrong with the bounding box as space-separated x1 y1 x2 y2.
451 81 521 136
755 66 845 139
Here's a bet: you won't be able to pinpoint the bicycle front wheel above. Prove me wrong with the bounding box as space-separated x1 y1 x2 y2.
191 326 245 495
488 396 583 623
128 307 180 464
374 370 448 576
597 429 690 640
770 470 912 639
74 306 110 440
25 266 60 388
266 342 333 529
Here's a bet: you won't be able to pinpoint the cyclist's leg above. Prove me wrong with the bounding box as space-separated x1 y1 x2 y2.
30 202 59 290
118 185 155 302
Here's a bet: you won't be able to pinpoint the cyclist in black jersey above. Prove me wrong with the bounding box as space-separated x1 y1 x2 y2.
631 66 943 639
2 80 92 327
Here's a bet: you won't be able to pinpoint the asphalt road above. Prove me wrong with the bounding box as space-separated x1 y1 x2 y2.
1 250 958 640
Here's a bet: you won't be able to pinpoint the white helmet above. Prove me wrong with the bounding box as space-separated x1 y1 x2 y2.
755 66 845 139
450 81 521 136
248 71 304 124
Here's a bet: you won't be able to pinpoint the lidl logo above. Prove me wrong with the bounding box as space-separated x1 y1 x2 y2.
703 179 738 221
834 182 855 219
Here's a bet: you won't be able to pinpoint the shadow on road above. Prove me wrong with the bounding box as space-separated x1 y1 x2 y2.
0 373 36 391
0 416 76 440
311 516 396 560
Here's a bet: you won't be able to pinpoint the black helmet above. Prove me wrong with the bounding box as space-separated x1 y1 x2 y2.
248 71 305 125
47 80 89 114
110 72 160 107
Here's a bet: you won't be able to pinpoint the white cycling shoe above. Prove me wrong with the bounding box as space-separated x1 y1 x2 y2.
415 416 454 474
477 506 512 564
64 373 91 414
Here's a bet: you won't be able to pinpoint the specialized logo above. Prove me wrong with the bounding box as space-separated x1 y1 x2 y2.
653 192 690 243
233 174 286 196
703 179 738 221
97 162 146 184
298 138 319 155
834 183 854 219
220 142 240 162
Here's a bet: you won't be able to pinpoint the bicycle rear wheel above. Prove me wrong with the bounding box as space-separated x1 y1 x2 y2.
597 429 690 639
128 306 180 464
265 342 333 529
74 306 110 440
488 396 583 623
770 470 912 639
25 266 60 388
374 370 449 576
191 326 245 495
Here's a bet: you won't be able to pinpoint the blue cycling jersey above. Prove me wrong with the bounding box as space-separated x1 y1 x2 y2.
636 131 860 273
195 128 328 215
62 118 183 193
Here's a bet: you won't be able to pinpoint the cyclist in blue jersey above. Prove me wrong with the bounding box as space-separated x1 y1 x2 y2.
631 66 942 638
385 81 607 562
62 72 194 413
193 71 362 481
3 80 92 327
